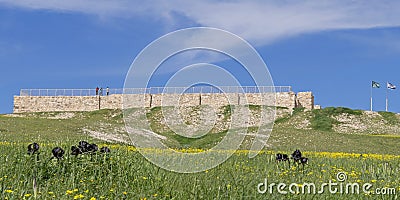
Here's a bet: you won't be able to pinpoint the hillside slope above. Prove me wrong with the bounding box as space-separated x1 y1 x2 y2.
278 107 400 134
1 106 400 154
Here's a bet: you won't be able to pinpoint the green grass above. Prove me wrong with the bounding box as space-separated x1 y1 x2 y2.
1 143 399 199
320 107 363 116
378 111 399 125
274 117 289 124
270 125 400 155
0 110 123 144
221 105 232 119
3 107 400 153
310 110 338 131
1 108 400 199
292 107 305 115
308 107 363 131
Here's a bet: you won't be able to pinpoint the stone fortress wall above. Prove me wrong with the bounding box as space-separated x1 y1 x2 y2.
13 89 315 113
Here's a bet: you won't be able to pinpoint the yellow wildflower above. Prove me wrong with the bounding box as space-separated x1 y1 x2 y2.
66 190 74 195
73 194 84 199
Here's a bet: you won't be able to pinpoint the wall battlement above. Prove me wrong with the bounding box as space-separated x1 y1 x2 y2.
13 91 314 113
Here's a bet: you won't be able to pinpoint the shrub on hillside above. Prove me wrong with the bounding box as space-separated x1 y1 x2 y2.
378 111 399 125
310 109 338 131
310 107 361 131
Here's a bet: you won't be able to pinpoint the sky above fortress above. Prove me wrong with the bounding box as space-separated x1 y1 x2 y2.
1 1 400 114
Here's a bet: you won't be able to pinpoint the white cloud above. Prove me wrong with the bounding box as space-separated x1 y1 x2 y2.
1 0 400 45
170 1 400 44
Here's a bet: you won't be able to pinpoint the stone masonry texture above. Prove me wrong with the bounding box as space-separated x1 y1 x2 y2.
13 92 314 113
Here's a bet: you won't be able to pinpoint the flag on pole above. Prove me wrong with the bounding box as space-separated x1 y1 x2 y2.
370 81 380 111
372 81 380 88
387 82 396 90
386 82 396 112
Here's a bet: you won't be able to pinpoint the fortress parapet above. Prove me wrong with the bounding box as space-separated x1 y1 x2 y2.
13 86 315 113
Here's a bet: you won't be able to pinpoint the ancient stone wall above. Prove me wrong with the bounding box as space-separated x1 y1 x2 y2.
13 91 314 113
296 91 314 110
201 93 238 107
123 94 152 108
276 92 296 109
13 96 99 112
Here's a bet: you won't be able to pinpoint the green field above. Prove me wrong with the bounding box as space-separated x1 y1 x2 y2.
0 107 399 199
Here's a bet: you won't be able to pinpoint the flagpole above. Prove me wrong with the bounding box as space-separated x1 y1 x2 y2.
370 83 373 111
386 82 388 112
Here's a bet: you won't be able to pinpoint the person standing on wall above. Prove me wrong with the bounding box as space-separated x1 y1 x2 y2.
106 87 110 96
99 87 103 96
96 87 99 96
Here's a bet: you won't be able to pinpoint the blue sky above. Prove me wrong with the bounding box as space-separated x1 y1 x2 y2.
1 1 400 114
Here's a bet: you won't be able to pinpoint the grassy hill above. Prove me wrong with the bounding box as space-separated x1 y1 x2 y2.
1 106 400 199
1 106 400 155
